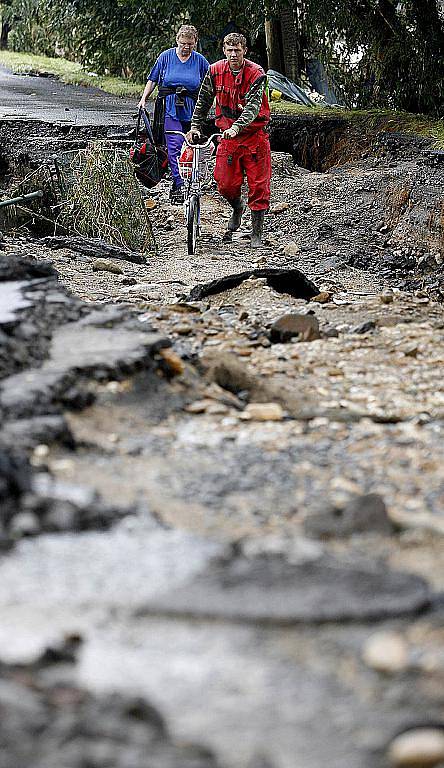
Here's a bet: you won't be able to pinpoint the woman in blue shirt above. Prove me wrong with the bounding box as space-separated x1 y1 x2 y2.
138 25 209 204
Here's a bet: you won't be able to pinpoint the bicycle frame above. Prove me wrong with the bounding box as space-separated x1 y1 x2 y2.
165 130 220 216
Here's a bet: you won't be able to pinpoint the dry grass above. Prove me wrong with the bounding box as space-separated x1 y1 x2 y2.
57 143 155 254
3 143 156 255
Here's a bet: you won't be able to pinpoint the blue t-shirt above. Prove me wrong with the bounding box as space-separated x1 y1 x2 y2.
148 48 209 122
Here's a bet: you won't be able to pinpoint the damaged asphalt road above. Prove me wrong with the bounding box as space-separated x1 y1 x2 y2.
0 106 444 768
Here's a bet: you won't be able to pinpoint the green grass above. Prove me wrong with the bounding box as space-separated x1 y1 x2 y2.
0 50 145 99
271 101 444 148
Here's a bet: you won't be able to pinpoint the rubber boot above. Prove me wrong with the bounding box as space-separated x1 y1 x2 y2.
250 209 265 248
222 198 246 243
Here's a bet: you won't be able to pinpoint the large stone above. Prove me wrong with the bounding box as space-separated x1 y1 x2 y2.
92 259 123 274
241 403 284 421
270 314 320 343
388 728 444 767
362 631 409 673
139 553 430 624
304 493 394 539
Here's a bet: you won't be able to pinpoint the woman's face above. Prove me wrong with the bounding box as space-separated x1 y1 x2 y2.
176 34 196 57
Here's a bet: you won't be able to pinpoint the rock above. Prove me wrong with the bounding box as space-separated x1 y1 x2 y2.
381 290 395 304
185 400 212 414
174 324 193 335
140 553 431 623
158 348 184 375
241 403 284 421
282 242 300 257
120 276 137 286
270 202 289 214
304 493 393 539
9 511 41 536
388 729 444 767
206 402 229 415
322 325 339 338
362 631 409 673
311 291 333 304
270 314 320 343
352 320 376 334
92 258 123 274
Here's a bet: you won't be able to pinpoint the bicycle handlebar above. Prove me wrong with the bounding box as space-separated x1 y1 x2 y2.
165 130 221 148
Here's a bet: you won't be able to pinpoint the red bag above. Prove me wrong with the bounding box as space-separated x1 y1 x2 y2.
129 108 168 189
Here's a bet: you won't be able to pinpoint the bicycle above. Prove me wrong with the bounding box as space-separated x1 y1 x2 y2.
165 130 220 255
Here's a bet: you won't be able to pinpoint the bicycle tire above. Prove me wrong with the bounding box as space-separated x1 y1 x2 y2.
187 194 200 255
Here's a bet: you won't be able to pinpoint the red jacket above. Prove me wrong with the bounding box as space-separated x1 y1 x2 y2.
210 59 270 135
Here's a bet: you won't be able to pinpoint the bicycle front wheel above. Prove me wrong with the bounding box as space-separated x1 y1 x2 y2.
187 194 200 255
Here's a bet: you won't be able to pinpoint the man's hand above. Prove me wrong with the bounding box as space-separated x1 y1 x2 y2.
185 129 202 144
222 126 239 140
137 99 146 110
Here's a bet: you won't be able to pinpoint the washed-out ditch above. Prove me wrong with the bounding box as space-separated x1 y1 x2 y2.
1 112 444 768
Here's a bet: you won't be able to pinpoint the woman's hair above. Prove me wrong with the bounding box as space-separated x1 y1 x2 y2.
223 32 247 48
176 25 198 41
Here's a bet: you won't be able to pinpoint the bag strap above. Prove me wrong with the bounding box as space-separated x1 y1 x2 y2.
136 107 155 144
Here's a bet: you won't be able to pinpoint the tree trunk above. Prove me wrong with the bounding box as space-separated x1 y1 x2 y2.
0 20 10 49
264 17 283 72
280 4 303 83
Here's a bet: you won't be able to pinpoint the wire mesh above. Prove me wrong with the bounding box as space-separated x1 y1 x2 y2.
178 142 215 182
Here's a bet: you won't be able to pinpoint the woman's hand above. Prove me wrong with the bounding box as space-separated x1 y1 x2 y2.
186 129 201 143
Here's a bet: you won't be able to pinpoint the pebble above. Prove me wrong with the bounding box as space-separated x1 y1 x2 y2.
270 202 289 214
9 512 40 537
283 242 300 257
185 399 212 414
381 290 395 304
388 729 444 767
33 444 49 459
311 291 333 304
240 403 284 421
174 324 193 335
92 258 123 275
362 631 409 673
158 348 184 375
206 402 229 415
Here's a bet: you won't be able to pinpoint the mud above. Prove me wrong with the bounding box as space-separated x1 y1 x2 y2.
1 105 444 768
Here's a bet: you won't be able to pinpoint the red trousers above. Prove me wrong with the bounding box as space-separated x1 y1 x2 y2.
214 130 271 210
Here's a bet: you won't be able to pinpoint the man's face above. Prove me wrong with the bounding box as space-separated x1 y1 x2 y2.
223 43 246 70
176 34 196 56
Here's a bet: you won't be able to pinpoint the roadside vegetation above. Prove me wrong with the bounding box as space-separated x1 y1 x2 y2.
0 49 144 98
1 48 443 151
1 0 444 116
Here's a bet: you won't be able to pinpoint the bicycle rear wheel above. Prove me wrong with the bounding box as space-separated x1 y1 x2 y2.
187 194 200 255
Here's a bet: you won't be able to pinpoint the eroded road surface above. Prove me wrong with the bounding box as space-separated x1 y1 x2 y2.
0 103 444 768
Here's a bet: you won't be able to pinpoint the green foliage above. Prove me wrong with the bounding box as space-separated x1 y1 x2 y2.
2 0 444 114
297 0 444 115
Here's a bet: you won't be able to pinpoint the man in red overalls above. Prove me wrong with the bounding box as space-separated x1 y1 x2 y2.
187 32 271 248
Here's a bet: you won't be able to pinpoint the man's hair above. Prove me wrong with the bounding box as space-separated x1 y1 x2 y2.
177 24 198 40
223 32 247 48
